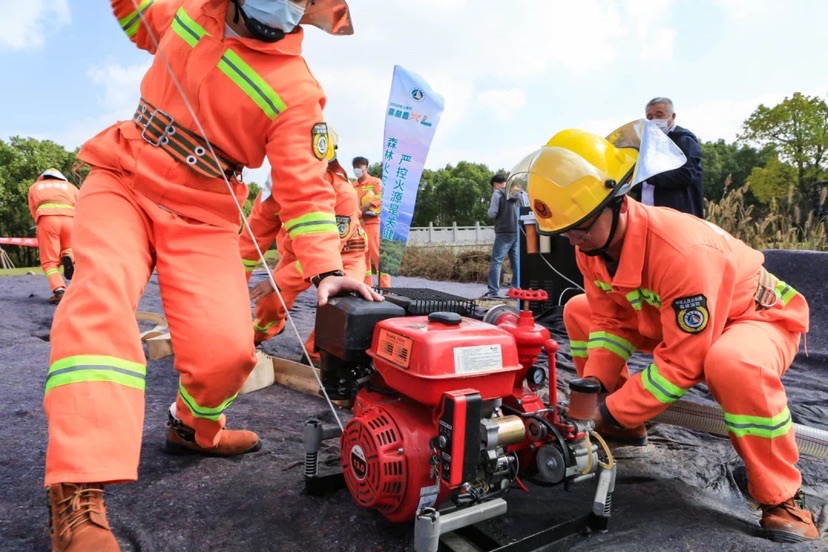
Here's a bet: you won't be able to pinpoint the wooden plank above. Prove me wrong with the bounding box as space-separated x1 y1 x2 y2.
272 357 321 397
239 349 277 394
146 333 173 360
137 311 168 342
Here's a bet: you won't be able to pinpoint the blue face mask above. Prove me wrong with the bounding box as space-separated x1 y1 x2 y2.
242 0 305 33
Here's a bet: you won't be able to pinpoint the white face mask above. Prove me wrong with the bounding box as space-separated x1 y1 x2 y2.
353 168 364 178
242 0 305 33
652 118 672 133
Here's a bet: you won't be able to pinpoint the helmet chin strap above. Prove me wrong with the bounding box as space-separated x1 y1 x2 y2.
580 198 623 258
232 0 286 43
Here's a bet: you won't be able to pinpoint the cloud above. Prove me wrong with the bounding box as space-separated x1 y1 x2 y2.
713 0 772 18
0 0 70 51
477 88 527 122
86 60 151 113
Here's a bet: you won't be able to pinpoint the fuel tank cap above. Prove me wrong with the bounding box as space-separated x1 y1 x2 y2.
427 311 462 325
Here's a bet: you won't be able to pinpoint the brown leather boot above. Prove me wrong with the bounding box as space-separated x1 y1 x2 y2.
47 483 120 552
760 492 819 543
165 411 262 457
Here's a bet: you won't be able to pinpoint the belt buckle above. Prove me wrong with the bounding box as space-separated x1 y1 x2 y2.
757 287 779 309
140 107 176 147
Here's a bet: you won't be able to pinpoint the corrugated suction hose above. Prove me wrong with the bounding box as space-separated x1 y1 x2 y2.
653 400 828 459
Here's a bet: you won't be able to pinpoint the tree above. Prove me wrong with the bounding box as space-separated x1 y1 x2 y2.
0 137 80 266
746 156 798 205
412 162 497 226
700 139 769 202
739 92 828 204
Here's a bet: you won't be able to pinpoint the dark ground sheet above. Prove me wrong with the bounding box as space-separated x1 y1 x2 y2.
1 254 826 551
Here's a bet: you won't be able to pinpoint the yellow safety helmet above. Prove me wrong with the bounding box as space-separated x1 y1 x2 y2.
326 126 339 162
509 129 638 235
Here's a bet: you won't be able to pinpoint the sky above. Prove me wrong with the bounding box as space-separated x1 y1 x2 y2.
1 0 827 186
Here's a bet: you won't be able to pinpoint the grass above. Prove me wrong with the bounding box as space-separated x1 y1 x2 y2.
706 176 828 251
0 266 43 276
401 246 505 283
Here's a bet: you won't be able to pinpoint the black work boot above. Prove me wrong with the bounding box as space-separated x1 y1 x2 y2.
61 255 75 280
49 288 65 304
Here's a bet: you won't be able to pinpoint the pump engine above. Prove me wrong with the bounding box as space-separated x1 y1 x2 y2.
305 290 616 549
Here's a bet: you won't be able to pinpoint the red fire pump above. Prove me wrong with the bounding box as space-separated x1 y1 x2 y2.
304 289 616 552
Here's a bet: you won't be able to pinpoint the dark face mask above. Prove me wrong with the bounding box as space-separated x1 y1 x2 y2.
232 0 286 43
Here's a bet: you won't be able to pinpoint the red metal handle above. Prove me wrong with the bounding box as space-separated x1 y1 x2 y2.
506 288 549 302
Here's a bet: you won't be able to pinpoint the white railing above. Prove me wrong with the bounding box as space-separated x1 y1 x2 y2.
407 222 495 246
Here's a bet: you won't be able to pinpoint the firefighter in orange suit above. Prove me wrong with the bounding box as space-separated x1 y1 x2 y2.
247 128 366 363
352 156 390 287
27 169 79 304
43 2 381 551
514 124 818 543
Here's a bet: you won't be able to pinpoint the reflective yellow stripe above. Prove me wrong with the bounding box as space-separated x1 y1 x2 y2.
776 280 797 306
285 212 338 239
177 381 237 421
724 406 792 439
218 49 286 120
254 320 278 332
594 280 612 292
46 355 146 393
241 258 259 272
570 340 588 358
641 363 687 404
37 203 75 210
587 331 635 361
295 260 303 275
171 7 209 48
625 289 642 311
45 269 60 276
119 0 155 38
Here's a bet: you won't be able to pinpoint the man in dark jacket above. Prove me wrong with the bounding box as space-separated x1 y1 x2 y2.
485 174 524 297
640 97 705 218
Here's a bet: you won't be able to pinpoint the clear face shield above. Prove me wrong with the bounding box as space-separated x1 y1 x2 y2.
605 118 687 188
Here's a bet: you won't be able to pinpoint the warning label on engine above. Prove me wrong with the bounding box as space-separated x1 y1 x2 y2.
453 344 502 374
416 482 440 511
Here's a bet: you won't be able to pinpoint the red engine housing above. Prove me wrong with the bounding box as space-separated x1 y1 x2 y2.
341 388 451 522
366 314 522 406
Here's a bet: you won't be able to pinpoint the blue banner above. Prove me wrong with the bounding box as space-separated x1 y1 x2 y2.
379 65 444 276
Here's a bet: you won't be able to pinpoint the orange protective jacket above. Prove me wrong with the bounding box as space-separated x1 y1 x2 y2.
577 199 809 427
81 0 343 279
28 177 79 222
270 159 364 261
354 174 382 224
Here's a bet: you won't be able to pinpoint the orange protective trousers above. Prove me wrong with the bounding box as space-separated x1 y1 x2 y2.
363 221 390 288
44 169 256 485
564 293 802 505
36 215 73 292
252 240 366 350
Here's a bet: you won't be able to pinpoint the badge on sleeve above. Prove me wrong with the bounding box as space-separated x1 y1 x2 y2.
672 294 709 334
336 215 350 238
311 123 329 160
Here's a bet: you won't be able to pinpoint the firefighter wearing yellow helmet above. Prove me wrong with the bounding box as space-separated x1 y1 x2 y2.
511 120 819 543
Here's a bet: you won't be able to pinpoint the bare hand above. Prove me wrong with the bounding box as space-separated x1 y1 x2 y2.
249 279 276 303
317 276 384 306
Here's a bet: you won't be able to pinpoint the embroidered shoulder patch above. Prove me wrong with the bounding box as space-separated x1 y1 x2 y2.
672 294 709 334
311 122 329 160
336 215 350 238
